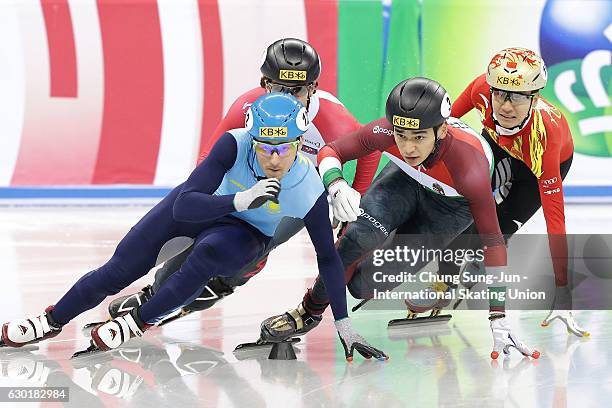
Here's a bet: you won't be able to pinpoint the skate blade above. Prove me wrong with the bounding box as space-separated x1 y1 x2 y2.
71 341 105 360
233 337 300 353
81 321 108 337
388 314 452 328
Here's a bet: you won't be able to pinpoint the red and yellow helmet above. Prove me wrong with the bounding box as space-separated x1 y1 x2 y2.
486 47 547 92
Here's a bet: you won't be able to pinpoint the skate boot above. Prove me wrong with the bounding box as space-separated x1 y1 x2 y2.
108 285 154 318
260 302 322 343
1 306 63 348
489 313 540 360
91 308 151 351
405 282 452 317
183 277 235 312
541 286 589 337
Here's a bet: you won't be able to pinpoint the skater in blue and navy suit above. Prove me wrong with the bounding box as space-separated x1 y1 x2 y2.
1 93 387 362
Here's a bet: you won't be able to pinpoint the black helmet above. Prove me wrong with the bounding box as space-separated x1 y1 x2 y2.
385 77 451 130
260 38 321 86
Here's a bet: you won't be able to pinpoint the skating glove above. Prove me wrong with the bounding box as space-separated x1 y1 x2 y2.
334 318 388 362
233 178 281 211
489 313 540 359
328 179 361 222
541 286 589 337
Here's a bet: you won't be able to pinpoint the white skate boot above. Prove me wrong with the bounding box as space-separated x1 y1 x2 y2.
90 309 150 351
490 313 540 360
1 306 62 348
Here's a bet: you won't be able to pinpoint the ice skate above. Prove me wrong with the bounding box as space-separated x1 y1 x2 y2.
389 282 452 327
183 277 235 312
259 302 322 342
1 306 62 348
90 309 151 352
108 285 154 318
234 302 318 353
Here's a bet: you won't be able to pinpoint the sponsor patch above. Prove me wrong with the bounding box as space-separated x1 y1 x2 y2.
372 125 394 136
496 75 523 88
259 127 288 138
392 115 420 129
360 211 389 236
542 177 559 185
279 70 307 81
301 145 318 155
543 187 561 195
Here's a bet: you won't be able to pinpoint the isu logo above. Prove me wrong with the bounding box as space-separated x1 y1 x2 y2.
392 115 420 129
279 70 307 81
109 328 118 341
259 127 288 138
19 325 28 336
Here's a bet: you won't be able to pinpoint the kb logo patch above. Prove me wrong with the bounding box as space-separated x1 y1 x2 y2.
259 127 288 138
496 76 523 87
279 70 307 81
392 115 420 129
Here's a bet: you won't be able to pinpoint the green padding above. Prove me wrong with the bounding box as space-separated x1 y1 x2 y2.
488 286 506 308
323 168 344 189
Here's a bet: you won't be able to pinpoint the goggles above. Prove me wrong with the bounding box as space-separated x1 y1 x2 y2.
267 82 312 98
491 88 536 105
252 139 300 156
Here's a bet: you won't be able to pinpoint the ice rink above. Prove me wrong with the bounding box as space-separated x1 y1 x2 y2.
0 203 611 407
